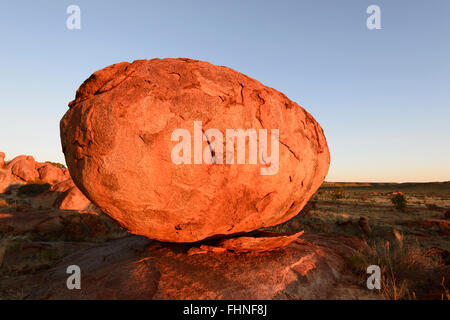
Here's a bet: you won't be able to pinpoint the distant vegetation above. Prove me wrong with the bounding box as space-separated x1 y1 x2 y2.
320 181 450 197
45 161 66 169
391 193 407 212
332 188 346 200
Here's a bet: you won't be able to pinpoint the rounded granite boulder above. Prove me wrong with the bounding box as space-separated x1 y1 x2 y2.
60 58 330 242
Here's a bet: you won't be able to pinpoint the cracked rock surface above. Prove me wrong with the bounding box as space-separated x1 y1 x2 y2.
11 233 372 300
60 58 330 242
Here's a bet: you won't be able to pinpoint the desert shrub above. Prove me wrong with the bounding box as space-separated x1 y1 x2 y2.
17 180 51 197
332 188 345 200
391 193 407 212
358 193 369 202
362 240 447 300
347 252 368 273
45 161 66 169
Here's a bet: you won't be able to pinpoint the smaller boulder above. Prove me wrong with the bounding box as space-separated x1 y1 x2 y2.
37 163 67 184
51 179 91 210
56 185 91 210
7 155 39 182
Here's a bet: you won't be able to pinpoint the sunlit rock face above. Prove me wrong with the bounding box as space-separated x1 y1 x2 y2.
60 58 330 242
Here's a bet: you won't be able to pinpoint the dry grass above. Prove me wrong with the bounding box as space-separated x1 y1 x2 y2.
347 237 448 300
441 277 450 300
267 182 450 300
44 161 66 169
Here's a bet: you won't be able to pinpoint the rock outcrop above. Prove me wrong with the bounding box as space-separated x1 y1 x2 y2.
6 233 373 300
60 58 330 242
0 152 91 210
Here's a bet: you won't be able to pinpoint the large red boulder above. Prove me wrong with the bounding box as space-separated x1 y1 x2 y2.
60 58 330 242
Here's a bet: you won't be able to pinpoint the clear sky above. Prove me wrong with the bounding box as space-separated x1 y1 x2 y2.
0 0 449 182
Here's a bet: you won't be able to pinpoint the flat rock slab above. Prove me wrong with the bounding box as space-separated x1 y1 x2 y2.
11 233 371 300
216 230 305 253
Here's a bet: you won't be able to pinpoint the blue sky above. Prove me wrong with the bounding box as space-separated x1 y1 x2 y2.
0 0 449 182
